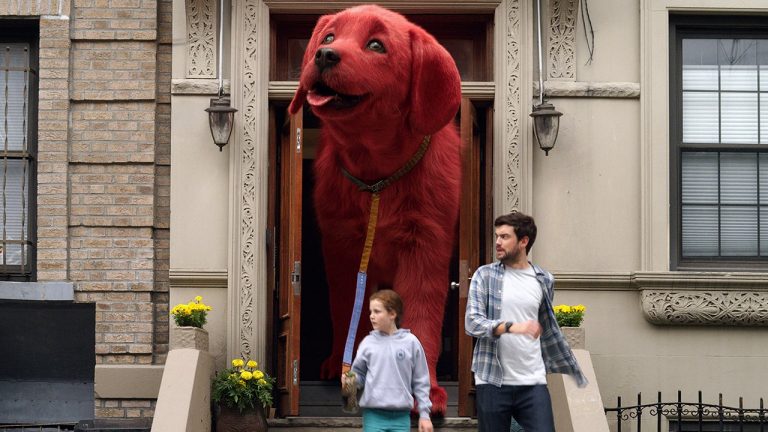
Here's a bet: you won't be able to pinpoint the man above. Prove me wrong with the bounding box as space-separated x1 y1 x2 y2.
465 211 587 432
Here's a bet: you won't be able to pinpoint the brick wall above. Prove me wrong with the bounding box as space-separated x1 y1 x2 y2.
2 0 171 420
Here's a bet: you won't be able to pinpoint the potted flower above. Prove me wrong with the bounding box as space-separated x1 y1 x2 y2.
169 296 212 351
554 304 586 349
212 358 275 432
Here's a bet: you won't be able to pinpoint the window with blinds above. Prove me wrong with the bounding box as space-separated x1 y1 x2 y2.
673 18 768 268
1 40 36 279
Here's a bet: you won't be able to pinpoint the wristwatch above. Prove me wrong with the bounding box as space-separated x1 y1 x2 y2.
504 321 514 333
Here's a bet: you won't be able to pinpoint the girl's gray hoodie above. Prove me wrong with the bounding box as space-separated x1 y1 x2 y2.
351 328 432 419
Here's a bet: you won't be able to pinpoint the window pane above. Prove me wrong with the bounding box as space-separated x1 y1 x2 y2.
682 205 718 256
683 92 719 143
683 65 718 91
761 207 768 255
0 44 29 152
682 152 718 204
683 39 718 66
761 153 768 203
761 94 768 143
720 65 757 91
718 39 757 66
759 67 768 91
720 206 758 256
720 152 757 204
721 92 758 144
0 159 29 240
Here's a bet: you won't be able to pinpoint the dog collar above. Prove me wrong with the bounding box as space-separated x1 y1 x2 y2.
340 135 431 193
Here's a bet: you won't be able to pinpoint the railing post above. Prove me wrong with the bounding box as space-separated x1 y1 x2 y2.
698 390 703 432
719 393 725 432
760 397 764 432
617 396 622 432
677 390 683 432
657 391 662 432
638 393 643 432
739 396 744 432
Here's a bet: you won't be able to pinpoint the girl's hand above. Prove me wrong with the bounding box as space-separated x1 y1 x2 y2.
418 418 433 432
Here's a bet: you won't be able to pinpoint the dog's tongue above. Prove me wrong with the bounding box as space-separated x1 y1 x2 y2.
307 91 335 107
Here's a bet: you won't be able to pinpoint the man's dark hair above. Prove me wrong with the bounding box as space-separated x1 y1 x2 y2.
494 211 537 254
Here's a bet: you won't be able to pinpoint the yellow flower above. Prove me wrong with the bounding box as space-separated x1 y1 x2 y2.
574 304 586 312
258 379 267 386
561 305 572 313
247 360 257 369
238 380 246 387
232 359 244 368
240 371 253 380
195 295 202 302
253 370 264 380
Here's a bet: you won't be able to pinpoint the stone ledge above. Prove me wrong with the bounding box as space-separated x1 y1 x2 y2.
535 81 641 98
172 78 230 95
0 281 74 301
634 272 768 326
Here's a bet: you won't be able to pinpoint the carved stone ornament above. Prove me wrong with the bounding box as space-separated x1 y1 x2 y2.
547 0 579 80
185 0 217 78
641 291 768 326
635 273 768 326
503 0 522 211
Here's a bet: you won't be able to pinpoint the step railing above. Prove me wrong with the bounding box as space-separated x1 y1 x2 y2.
605 391 767 432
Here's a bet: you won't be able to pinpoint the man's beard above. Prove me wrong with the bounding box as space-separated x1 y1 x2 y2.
498 247 523 265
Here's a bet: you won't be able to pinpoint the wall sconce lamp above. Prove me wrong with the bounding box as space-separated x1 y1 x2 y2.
206 96 237 151
531 0 562 156
206 0 237 151
530 102 562 156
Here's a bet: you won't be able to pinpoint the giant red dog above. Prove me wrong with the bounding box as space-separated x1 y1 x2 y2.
289 5 461 414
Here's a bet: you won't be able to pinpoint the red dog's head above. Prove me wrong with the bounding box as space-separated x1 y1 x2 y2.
288 5 461 135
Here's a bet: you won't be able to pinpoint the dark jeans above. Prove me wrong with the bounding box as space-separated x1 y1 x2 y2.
475 384 555 432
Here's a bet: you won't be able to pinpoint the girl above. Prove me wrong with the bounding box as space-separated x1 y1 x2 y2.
342 289 433 432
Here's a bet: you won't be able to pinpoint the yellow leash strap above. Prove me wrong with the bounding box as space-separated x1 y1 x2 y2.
359 193 380 273
341 192 381 373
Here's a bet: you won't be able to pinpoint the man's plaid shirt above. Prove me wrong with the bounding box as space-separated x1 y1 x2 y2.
464 261 588 387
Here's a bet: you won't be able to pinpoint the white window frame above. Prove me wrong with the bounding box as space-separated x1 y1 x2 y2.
641 0 768 271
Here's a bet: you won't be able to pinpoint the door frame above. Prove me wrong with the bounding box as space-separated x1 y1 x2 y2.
228 0 533 417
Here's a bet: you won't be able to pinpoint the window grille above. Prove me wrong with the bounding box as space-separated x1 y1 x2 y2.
1 42 35 278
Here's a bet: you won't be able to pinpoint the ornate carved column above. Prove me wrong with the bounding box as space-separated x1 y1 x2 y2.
495 0 532 217
228 0 269 363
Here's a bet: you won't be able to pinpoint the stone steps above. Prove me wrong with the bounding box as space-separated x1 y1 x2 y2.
268 417 477 431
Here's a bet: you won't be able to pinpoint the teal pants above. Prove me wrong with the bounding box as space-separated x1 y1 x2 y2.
361 408 411 432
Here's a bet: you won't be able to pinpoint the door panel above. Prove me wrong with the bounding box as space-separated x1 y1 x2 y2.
276 108 303 416
458 98 482 417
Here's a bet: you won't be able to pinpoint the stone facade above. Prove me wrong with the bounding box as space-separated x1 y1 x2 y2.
1 0 171 419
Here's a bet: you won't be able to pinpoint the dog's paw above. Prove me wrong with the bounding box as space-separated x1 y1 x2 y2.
429 385 448 417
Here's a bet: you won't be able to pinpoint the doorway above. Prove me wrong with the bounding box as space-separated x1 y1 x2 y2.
267 12 495 418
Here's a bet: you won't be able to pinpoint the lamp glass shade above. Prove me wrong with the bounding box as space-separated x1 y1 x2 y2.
530 102 562 155
205 97 237 150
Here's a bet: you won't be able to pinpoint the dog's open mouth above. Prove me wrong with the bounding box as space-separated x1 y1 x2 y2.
307 83 364 109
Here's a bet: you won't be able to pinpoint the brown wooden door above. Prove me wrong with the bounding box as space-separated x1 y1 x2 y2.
457 97 483 417
275 108 303 416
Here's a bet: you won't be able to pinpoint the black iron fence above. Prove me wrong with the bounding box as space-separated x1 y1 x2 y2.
605 391 766 432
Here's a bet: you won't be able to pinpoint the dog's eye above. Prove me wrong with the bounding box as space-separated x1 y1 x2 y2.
322 34 334 44
366 39 386 53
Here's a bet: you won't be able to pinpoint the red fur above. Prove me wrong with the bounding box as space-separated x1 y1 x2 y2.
290 5 461 415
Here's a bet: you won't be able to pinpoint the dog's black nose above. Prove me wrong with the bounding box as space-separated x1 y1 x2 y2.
315 48 340 71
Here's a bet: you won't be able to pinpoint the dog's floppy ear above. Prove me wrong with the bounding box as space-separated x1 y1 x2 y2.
289 15 333 115
408 27 461 135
